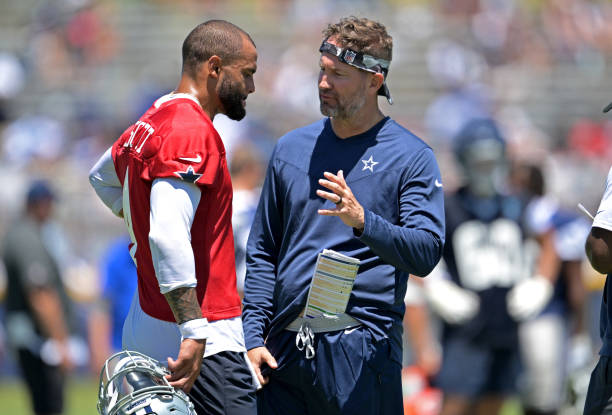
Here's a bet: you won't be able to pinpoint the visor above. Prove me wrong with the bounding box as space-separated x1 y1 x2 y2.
319 41 393 104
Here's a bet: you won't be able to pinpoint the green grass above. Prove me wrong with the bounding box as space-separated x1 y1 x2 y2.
0 376 99 415
500 398 524 415
0 376 525 415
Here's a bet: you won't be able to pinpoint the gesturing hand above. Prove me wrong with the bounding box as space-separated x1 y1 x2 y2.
316 170 365 231
166 338 206 392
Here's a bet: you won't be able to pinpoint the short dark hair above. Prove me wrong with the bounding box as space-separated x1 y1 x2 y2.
323 16 392 62
181 20 255 78
26 180 55 206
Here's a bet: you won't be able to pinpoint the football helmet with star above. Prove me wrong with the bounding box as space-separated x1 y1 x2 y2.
97 350 196 415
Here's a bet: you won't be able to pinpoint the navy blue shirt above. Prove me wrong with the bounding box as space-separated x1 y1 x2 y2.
242 117 445 365
442 188 525 348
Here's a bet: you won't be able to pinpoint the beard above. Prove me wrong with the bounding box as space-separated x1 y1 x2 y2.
219 77 246 121
319 85 367 120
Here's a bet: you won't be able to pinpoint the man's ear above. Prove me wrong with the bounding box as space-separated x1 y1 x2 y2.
207 56 222 79
370 72 384 93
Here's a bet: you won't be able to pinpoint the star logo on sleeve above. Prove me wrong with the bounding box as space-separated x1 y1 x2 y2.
361 155 379 172
174 166 202 183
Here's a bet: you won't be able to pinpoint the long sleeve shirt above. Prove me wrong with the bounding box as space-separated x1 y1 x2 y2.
242 117 445 364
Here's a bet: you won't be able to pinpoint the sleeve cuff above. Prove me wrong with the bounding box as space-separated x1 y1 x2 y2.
179 318 209 340
245 336 265 351
593 211 612 232
158 280 197 295
353 208 372 239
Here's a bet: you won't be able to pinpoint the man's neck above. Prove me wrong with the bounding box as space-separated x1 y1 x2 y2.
329 106 385 139
174 75 216 120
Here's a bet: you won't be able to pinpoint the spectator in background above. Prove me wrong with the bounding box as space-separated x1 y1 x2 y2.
2 180 74 415
88 235 137 374
424 39 492 146
229 144 264 297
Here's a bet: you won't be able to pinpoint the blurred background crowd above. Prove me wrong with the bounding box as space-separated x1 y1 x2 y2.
1 0 612 414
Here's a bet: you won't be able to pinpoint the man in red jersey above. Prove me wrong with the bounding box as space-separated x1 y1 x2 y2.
89 20 257 415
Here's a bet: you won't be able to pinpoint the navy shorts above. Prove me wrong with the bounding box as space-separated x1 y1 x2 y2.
188 351 257 415
17 348 65 415
434 335 521 399
584 355 612 415
258 326 403 415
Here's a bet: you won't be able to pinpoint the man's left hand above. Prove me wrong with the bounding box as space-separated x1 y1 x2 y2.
317 170 365 231
166 338 206 392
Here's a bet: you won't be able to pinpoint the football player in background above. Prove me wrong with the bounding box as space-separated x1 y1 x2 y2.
510 163 589 415
89 20 258 415
422 119 557 415
583 101 612 415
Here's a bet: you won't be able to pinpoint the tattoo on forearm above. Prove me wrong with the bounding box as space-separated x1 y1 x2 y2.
163 287 202 324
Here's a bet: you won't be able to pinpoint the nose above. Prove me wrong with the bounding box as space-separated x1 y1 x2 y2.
246 77 255 94
318 72 331 91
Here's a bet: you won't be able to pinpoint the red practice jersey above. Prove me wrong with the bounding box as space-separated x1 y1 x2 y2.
112 95 241 323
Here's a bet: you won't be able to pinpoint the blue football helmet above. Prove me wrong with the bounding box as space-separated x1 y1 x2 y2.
453 119 507 197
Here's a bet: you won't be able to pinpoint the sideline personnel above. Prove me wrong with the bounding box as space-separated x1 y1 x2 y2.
243 16 445 414
583 101 612 415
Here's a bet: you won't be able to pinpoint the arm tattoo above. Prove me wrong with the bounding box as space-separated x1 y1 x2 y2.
163 287 202 324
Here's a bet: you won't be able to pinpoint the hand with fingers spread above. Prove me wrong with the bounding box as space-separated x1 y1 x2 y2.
166 338 206 393
316 170 365 231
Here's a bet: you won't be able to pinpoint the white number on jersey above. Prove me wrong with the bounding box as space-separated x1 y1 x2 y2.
453 218 534 291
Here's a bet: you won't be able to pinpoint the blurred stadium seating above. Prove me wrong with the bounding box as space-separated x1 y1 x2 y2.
1 1 612 413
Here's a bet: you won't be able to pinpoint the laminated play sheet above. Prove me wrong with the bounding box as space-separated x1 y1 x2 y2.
303 249 361 318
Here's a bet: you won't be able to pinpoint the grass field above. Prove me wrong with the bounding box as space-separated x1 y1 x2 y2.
0 375 524 415
0 376 99 415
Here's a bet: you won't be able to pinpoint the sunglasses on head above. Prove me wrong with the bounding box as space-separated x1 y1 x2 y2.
319 40 393 104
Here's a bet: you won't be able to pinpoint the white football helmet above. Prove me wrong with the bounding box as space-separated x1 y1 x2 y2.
97 350 196 415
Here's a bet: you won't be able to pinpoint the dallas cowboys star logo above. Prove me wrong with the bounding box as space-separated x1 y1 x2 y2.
361 155 379 172
174 165 202 183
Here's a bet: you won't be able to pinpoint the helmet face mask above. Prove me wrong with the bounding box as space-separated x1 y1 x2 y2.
453 119 507 198
97 350 196 415
461 138 507 197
